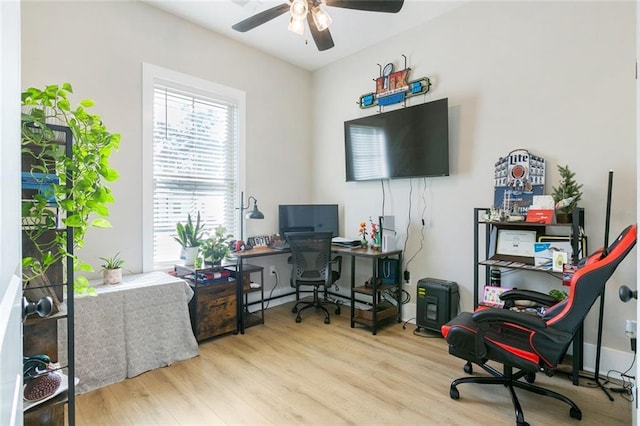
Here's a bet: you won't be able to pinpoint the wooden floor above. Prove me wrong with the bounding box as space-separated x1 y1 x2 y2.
76 302 631 425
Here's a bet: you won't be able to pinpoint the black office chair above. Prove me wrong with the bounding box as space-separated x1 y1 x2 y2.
441 224 637 425
286 231 342 324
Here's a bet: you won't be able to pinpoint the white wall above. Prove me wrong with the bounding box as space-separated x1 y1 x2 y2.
0 0 22 423
312 0 637 367
21 1 312 284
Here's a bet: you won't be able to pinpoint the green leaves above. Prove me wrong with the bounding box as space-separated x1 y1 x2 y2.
174 211 205 247
21 82 120 294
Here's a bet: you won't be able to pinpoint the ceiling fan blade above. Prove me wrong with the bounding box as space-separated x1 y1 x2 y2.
232 3 291 32
325 0 404 13
307 13 334 51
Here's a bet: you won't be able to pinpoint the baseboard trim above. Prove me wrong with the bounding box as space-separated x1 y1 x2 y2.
582 342 635 381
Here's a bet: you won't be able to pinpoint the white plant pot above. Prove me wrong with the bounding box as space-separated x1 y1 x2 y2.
180 246 199 266
103 268 122 285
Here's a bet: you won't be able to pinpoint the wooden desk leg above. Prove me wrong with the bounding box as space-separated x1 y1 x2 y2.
350 256 356 328
237 260 244 334
371 258 378 335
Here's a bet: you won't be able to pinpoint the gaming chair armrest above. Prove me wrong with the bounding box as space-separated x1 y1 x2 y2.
499 289 558 307
472 307 547 330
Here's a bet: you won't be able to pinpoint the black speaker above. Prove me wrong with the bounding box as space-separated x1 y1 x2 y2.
416 278 459 332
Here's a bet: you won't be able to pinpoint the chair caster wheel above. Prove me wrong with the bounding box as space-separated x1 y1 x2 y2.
449 386 460 400
295 316 302 323
516 422 529 426
569 407 582 420
525 372 536 383
292 307 298 313
335 308 341 315
463 362 473 374
324 318 330 324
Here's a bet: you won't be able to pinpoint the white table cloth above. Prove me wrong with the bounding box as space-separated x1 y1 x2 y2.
59 271 199 394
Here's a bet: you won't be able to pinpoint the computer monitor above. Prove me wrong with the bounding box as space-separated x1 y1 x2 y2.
278 204 339 240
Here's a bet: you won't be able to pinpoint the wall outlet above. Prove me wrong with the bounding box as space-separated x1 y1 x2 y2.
270 265 276 275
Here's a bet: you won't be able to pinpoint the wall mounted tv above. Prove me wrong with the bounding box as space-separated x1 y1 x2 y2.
344 98 449 182
279 204 339 239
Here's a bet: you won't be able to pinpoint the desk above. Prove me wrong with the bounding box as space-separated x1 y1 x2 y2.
59 272 199 394
232 245 403 334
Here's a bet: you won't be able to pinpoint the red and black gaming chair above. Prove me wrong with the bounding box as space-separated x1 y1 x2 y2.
441 224 637 426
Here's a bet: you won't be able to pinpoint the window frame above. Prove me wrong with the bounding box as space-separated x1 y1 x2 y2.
142 63 246 272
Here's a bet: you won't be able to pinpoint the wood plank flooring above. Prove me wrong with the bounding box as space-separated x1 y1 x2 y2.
75 302 631 425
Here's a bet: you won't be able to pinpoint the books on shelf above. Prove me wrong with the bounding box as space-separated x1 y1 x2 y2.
184 269 232 285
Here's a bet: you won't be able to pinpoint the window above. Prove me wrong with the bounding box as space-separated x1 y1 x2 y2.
142 64 246 270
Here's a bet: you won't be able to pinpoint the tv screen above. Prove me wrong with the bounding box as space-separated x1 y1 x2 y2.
344 98 449 181
279 204 339 240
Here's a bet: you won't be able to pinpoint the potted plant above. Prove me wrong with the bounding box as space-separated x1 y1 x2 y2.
21 83 120 295
174 211 205 266
99 252 125 285
200 226 234 266
551 164 583 223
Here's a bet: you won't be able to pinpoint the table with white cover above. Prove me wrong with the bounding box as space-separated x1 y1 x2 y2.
59 271 199 394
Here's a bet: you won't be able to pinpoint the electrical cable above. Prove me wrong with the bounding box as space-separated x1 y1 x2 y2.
380 179 386 216
402 180 414 273
412 327 442 338
405 178 428 271
603 352 636 402
263 269 280 310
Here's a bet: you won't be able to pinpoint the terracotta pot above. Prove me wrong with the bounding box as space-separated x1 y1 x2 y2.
103 268 122 285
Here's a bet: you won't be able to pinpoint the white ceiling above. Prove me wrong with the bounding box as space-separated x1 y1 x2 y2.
144 0 466 71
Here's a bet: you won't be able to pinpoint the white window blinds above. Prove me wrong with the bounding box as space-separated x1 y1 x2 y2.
152 84 238 264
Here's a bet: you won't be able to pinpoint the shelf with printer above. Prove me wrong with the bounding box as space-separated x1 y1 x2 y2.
474 206 585 305
174 265 237 341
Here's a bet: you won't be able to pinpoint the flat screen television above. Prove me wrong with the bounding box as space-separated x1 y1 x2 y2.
279 204 339 240
344 98 449 182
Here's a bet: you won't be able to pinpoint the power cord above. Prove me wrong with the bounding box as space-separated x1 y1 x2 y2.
603 352 636 401
263 269 280 310
402 317 443 338
382 287 410 305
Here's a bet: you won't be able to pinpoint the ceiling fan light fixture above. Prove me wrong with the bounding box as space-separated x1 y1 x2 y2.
311 5 332 32
289 0 308 19
288 16 305 35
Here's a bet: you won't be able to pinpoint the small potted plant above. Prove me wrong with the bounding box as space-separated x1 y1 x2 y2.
99 252 125 285
174 211 205 266
551 164 583 223
200 226 234 266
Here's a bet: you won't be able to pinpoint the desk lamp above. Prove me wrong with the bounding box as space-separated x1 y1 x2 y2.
238 191 264 249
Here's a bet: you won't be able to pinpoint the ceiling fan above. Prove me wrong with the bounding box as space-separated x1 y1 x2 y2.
232 0 405 52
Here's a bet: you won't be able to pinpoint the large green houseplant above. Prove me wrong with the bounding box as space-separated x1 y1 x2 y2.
21 83 120 294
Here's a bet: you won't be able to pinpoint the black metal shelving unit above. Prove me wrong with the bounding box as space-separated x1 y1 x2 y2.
473 206 585 385
22 123 75 425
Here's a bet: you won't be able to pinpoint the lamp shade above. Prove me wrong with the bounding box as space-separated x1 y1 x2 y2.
246 197 264 219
